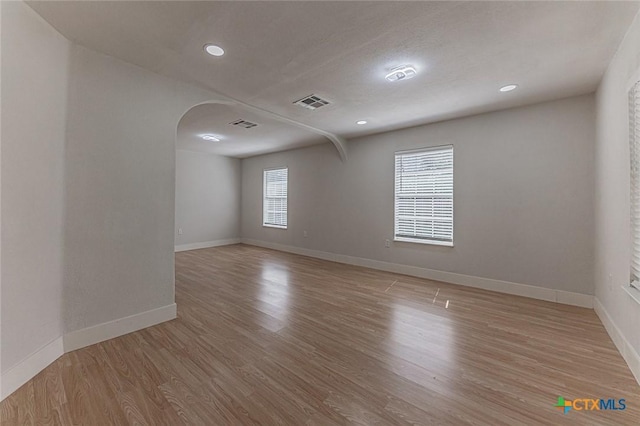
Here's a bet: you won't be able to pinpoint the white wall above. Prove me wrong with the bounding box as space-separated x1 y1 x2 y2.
175 150 241 248
1 0 3 392
1 1 69 374
62 45 223 332
242 95 596 295
594 10 640 380
1 1 231 399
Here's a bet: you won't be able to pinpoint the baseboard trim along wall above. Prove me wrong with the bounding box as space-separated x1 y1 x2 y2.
1 303 177 402
594 298 640 385
1 337 65 400
241 238 594 308
63 303 177 352
175 238 241 253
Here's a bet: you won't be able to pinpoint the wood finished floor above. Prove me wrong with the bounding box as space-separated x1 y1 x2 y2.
1 244 639 425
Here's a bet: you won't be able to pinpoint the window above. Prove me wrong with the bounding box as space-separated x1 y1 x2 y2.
395 146 454 246
263 167 288 229
630 80 640 288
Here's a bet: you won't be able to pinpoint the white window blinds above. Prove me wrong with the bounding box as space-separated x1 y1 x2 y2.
630 81 640 286
263 167 288 229
395 146 454 246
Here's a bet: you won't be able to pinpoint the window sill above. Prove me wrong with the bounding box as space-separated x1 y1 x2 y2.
263 224 287 230
394 237 454 247
622 285 640 305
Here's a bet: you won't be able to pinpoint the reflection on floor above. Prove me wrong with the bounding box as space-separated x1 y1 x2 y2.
1 244 639 425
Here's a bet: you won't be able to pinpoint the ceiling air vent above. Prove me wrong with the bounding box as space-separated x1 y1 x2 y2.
229 119 258 129
293 94 331 110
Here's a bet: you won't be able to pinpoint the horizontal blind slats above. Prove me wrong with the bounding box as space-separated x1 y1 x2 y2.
395 146 453 243
263 168 288 227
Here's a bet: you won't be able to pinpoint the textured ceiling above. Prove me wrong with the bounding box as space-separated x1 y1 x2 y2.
177 103 324 158
28 1 640 158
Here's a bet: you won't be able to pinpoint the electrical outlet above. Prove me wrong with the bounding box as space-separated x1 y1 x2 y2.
385 239 391 248
178 228 183 235
303 230 308 238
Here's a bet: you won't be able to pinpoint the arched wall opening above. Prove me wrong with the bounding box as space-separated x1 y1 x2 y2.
173 101 342 252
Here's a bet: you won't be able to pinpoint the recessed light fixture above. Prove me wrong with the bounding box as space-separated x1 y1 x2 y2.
201 134 220 142
385 65 417 82
356 120 368 125
499 84 518 92
204 44 224 57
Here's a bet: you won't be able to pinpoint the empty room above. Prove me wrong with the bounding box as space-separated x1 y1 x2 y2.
2 1 640 424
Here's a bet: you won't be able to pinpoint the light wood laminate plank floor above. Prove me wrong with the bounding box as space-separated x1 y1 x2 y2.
1 244 639 425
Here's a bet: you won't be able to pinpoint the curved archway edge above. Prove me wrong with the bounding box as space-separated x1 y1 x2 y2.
177 99 348 162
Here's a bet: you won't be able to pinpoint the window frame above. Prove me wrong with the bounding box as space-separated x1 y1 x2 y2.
262 167 288 230
394 145 454 247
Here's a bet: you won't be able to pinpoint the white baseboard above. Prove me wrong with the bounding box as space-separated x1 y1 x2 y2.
594 297 640 385
241 238 593 308
1 337 64 400
63 303 177 353
555 290 595 308
175 238 241 253
0 303 177 402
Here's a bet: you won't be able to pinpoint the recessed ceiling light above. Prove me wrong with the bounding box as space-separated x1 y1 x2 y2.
499 84 518 92
385 65 417 82
201 134 220 142
204 44 224 57
356 120 368 125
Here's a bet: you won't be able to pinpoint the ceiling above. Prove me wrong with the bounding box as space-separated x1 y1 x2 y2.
28 1 640 158
177 103 324 158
